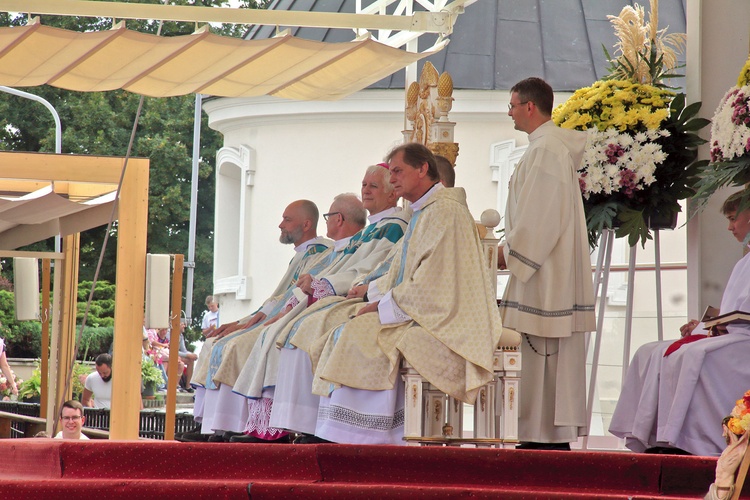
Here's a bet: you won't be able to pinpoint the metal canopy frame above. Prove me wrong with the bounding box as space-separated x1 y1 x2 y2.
0 0 473 41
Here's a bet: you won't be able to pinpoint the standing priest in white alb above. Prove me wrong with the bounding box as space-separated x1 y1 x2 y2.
498 77 596 450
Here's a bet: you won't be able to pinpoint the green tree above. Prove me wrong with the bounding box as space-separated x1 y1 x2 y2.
0 0 267 322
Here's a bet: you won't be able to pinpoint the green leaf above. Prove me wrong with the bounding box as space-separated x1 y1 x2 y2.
681 117 711 131
614 208 651 248
679 101 703 121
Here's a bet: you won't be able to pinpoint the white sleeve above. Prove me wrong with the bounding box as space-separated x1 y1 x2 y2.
377 290 412 325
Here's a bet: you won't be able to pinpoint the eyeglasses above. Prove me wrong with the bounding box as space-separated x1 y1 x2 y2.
61 415 82 422
508 101 530 111
323 212 344 222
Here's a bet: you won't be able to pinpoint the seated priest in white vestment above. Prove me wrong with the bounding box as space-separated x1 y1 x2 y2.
184 200 332 440
193 193 366 438
265 246 400 439
211 168 409 442
270 142 503 445
609 189 750 456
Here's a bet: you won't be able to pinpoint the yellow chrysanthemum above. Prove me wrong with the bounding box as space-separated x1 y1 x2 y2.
738 54 750 87
554 80 672 133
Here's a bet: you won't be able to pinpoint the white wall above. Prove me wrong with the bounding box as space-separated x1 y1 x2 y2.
204 88 526 321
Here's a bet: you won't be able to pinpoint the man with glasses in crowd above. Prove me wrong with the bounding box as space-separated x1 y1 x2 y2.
55 400 89 440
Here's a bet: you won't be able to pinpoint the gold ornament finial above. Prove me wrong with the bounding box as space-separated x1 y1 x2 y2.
406 81 419 106
420 61 439 87
437 72 453 98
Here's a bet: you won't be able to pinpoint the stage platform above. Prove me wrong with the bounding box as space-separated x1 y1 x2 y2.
1 439 747 499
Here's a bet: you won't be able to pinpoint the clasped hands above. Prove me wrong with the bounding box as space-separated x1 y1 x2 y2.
679 320 727 338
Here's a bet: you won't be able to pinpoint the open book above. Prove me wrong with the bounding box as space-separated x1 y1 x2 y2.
703 310 750 329
700 305 720 323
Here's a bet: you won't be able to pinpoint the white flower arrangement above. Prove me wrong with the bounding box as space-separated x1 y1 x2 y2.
580 127 670 200
553 0 708 248
709 85 750 163
692 57 750 214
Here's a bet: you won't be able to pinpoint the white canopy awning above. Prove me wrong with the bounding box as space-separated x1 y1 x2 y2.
0 152 133 250
0 19 441 100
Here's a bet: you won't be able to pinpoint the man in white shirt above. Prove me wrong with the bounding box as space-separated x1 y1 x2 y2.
82 353 112 409
55 400 89 440
201 296 220 336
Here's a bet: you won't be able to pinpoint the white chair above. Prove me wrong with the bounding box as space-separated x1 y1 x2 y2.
402 210 522 447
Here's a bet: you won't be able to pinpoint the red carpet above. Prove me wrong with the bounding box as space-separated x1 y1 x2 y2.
1 440 747 499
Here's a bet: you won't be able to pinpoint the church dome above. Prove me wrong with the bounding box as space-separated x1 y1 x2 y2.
245 0 687 92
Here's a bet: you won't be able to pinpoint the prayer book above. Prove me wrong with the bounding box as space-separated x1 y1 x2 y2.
700 305 720 322
703 310 750 328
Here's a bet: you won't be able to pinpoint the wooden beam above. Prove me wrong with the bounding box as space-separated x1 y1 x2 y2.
0 179 117 198
40 259 51 417
109 159 149 440
164 254 184 441
0 0 453 33
46 256 63 435
53 233 80 436
0 251 64 259
0 151 148 184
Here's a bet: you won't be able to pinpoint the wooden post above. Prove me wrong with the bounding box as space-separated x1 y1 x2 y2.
109 160 149 440
164 254 184 440
731 442 750 500
46 256 63 435
40 259 51 417
55 235 80 412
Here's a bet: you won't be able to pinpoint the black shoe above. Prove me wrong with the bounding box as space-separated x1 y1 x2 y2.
206 431 242 442
229 434 292 444
293 434 332 444
516 442 571 451
644 446 692 455
175 431 211 443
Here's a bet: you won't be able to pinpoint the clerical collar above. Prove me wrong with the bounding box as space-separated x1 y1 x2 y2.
528 119 554 141
410 183 443 212
368 206 400 224
294 236 323 253
333 235 353 252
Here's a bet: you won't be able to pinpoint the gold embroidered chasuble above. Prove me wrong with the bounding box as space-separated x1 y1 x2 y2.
223 212 410 393
190 238 332 387
304 187 503 404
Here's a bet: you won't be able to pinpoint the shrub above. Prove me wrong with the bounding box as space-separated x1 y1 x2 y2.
0 290 16 326
2 321 41 358
78 326 114 361
76 280 116 328
183 324 201 352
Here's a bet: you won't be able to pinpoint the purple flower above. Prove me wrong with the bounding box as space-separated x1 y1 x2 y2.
619 169 638 198
606 143 625 164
